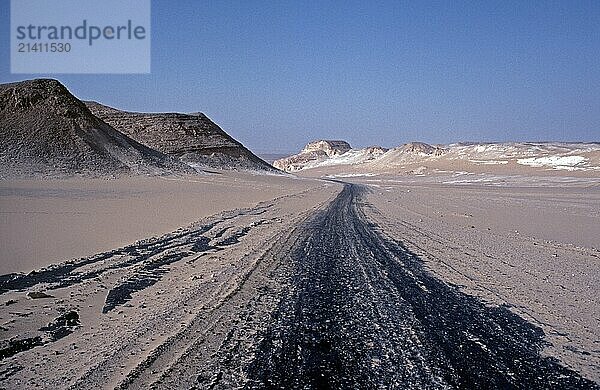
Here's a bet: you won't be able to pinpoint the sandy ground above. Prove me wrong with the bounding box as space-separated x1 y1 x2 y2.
352 175 600 381
0 170 598 388
297 157 600 180
0 173 340 389
0 172 318 274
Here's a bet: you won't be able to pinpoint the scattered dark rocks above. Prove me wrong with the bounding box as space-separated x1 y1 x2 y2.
216 226 252 246
39 310 80 341
26 291 54 299
191 237 213 253
0 310 80 362
0 336 43 360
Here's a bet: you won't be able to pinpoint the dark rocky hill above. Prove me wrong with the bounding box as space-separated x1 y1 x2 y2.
85 102 276 172
0 79 192 178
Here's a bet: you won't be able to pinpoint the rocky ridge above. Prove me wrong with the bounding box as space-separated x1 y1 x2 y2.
273 140 355 171
86 102 276 172
300 140 351 157
274 139 600 174
0 79 191 178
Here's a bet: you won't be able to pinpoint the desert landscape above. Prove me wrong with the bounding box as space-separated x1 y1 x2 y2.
0 78 598 389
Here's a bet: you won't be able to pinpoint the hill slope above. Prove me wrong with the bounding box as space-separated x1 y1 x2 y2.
0 79 191 178
86 102 276 172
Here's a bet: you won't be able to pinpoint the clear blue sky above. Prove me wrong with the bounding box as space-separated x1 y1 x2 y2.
1 1 599 153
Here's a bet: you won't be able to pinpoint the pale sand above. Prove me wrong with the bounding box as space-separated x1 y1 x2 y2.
0 172 316 274
0 170 598 387
294 156 600 179
0 173 340 389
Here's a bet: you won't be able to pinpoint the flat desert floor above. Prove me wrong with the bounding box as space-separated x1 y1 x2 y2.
0 171 598 388
355 175 600 381
0 172 320 274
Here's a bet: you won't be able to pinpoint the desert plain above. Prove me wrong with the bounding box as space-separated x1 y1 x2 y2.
0 166 598 389
1 74 599 390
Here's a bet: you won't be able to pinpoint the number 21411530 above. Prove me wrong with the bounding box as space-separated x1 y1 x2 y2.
17 42 72 53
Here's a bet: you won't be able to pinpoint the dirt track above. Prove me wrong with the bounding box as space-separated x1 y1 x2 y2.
0 182 597 389
244 184 595 389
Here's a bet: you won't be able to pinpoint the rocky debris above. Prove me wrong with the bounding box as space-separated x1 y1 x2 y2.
0 310 81 361
86 101 277 172
0 79 194 178
26 291 54 299
0 337 43 360
39 310 80 341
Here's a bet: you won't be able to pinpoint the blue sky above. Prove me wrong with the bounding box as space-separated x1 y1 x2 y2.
1 1 599 153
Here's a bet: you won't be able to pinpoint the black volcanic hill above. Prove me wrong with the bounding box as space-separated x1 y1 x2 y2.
0 79 192 178
85 101 276 172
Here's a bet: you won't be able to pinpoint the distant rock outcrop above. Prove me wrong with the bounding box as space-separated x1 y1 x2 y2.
0 79 191 178
274 140 390 172
300 140 351 157
86 102 276 172
276 138 600 175
273 140 353 171
397 142 446 156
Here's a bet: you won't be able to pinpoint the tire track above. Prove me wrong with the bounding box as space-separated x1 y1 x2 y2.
245 183 597 389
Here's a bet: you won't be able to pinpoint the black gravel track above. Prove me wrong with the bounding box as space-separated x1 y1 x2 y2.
245 184 597 389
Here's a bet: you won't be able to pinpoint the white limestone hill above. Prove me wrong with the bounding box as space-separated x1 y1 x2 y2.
275 140 600 176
